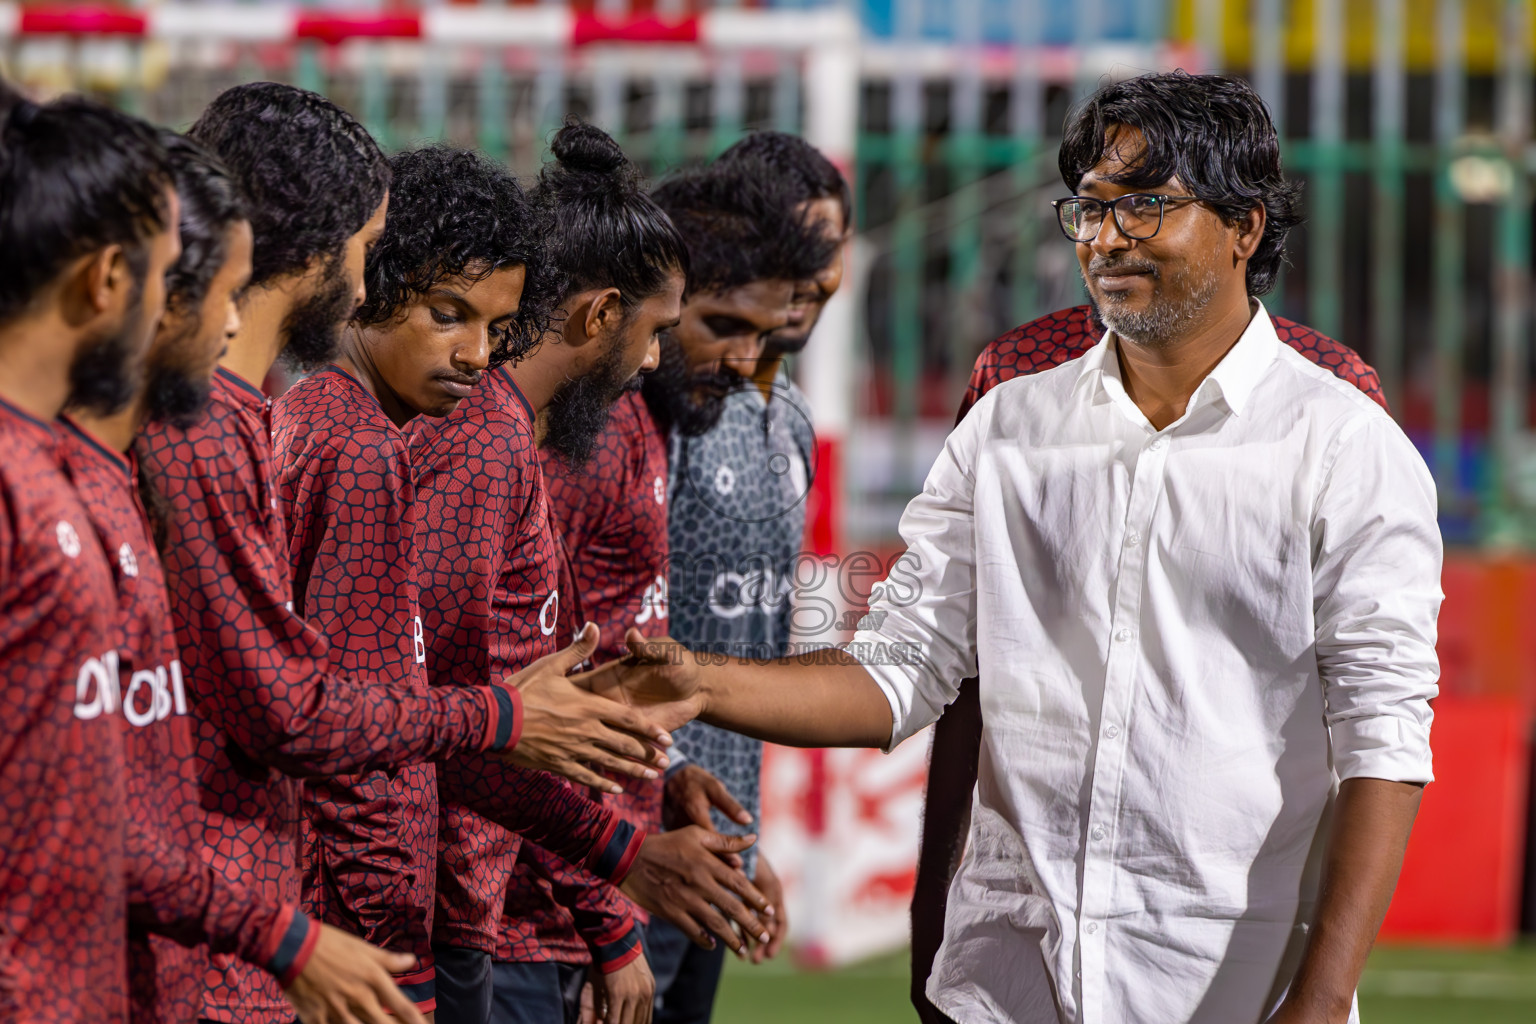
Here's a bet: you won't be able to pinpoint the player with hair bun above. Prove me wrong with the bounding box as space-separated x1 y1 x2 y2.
493 118 696 1024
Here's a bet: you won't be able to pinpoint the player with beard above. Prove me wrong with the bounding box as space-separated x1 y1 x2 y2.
495 120 696 1024
636 159 838 1024
138 85 668 1024
273 144 688 1022
0 80 178 1024
63 130 430 1024
406 129 774 1024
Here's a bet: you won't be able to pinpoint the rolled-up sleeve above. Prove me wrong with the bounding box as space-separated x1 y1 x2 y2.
1311 412 1441 784
853 407 983 750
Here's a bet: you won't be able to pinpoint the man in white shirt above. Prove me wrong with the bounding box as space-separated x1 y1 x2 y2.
585 71 1441 1024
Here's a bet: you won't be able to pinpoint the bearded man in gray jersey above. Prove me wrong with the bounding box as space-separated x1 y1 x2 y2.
640 150 840 1024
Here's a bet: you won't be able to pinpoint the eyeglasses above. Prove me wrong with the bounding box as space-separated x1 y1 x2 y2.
1051 193 1202 243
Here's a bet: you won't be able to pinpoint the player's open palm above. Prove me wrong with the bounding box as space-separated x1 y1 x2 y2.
497 623 676 794
620 826 771 955
283 923 426 1024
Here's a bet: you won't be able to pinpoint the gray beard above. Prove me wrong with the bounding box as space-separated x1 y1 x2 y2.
1091 261 1222 350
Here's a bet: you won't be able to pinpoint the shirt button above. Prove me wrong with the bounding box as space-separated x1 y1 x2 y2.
1085 922 1099 934
1105 724 1120 739
1091 824 1107 842
1114 628 1133 643
1149 437 1167 451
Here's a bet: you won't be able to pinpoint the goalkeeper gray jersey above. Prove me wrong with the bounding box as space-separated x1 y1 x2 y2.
666 365 814 876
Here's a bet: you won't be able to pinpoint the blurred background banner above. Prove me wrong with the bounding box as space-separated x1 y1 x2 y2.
8 0 1536 971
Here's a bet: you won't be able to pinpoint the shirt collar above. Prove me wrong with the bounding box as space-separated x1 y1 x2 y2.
494 365 536 423
215 365 268 410
60 415 131 475
1074 300 1280 419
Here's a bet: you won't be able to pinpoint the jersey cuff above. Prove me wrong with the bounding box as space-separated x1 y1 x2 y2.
263 906 320 987
588 917 644 974
483 685 523 752
585 817 644 884
394 963 436 1013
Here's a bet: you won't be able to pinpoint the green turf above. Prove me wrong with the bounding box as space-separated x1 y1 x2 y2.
711 943 1536 1023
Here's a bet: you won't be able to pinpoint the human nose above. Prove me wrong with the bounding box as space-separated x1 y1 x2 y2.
641 334 660 373
458 326 492 372
723 332 766 372
1089 202 1135 257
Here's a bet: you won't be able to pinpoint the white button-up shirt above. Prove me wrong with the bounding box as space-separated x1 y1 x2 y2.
855 306 1441 1024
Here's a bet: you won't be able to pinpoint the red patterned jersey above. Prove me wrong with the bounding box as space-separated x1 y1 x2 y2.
958 304 1388 422
409 368 643 955
0 398 128 1024
60 419 317 1024
272 367 439 1005
495 391 673 969
136 367 520 1023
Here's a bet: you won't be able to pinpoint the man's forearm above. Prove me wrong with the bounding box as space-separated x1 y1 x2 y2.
696 649 893 748
1275 777 1422 1023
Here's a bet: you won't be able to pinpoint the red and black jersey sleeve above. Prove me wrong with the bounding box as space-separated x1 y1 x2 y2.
62 419 320 1023
959 304 1388 421
410 369 641 953
499 842 641 972
272 368 440 976
123 814 317 987
0 401 129 1024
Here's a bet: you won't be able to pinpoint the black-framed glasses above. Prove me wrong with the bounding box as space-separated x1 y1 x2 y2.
1051 193 1202 243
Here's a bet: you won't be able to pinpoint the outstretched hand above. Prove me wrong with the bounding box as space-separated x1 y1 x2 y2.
283 923 426 1024
495 624 675 795
572 629 705 734
620 826 771 955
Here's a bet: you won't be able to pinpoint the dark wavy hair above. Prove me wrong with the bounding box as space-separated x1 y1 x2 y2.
0 79 172 325
652 159 837 297
158 130 248 314
717 130 850 231
354 145 552 367
535 118 689 310
1058 71 1301 296
188 82 390 289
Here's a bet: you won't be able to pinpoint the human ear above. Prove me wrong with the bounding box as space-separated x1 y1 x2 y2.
61 245 130 326
583 287 624 341
1233 205 1265 262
